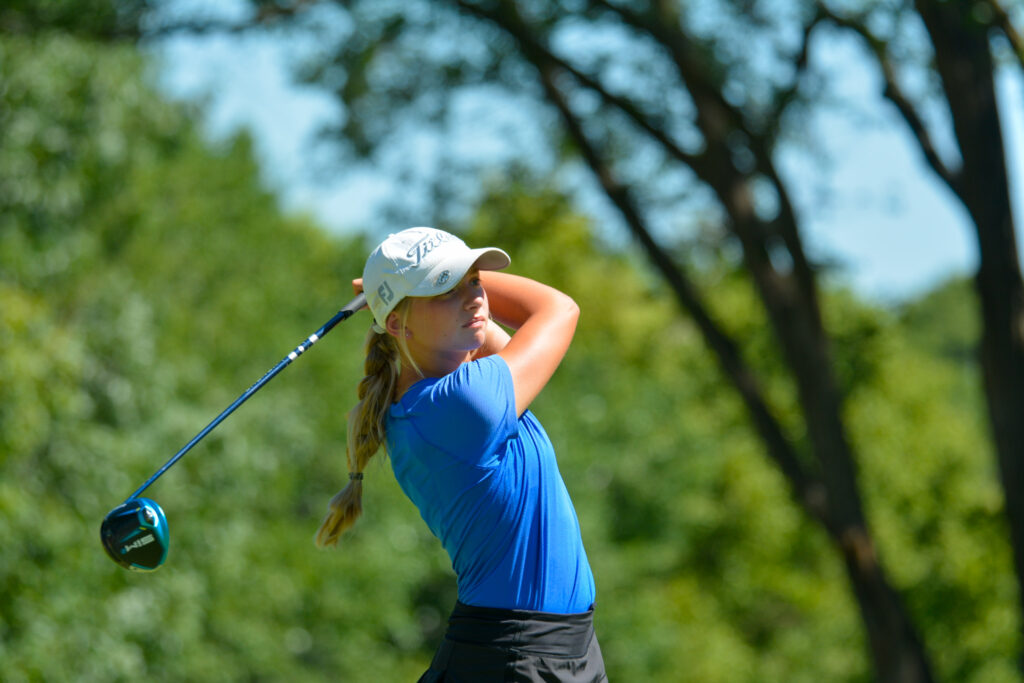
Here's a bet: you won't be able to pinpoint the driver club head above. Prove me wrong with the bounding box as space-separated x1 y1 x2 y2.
100 498 169 571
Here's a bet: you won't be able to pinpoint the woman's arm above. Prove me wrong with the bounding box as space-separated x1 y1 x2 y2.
481 271 580 416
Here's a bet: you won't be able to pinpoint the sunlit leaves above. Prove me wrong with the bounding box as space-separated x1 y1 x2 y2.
1 28 1016 683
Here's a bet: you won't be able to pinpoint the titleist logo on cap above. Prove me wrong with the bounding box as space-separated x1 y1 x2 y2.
406 230 455 266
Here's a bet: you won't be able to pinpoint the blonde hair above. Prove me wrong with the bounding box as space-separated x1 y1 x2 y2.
315 300 419 547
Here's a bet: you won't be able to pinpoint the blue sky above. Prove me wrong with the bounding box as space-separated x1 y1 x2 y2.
150 16 1024 305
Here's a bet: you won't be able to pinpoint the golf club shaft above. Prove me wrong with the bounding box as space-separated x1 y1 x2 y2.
125 292 367 503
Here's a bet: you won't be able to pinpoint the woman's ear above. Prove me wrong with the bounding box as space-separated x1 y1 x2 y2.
385 310 403 338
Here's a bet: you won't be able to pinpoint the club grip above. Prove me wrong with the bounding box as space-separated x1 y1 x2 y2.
343 292 367 314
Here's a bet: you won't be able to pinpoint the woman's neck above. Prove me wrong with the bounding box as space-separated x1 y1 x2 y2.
395 351 472 399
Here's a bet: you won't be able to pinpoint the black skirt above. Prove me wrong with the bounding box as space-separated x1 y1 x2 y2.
417 601 607 682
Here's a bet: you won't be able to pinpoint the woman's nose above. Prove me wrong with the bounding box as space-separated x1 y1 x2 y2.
464 285 485 306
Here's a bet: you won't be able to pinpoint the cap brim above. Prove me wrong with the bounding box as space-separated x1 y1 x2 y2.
409 246 510 297
470 247 511 272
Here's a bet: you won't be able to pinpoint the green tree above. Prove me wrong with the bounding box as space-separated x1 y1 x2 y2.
898 277 979 368
139 1 1024 680
2 15 1017 682
0 33 383 681
0 1 144 40
466 183 1015 681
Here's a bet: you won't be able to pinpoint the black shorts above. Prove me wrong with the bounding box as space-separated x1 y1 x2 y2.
417 601 607 682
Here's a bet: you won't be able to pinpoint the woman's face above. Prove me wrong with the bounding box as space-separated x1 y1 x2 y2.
392 269 489 365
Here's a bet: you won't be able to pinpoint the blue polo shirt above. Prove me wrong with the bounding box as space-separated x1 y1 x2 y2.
385 355 595 614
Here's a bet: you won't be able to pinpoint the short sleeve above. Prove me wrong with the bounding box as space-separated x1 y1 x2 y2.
406 355 518 464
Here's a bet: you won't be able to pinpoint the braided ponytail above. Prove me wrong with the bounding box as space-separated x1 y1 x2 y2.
315 323 403 547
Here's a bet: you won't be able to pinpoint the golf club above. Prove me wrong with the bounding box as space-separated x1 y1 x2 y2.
101 292 366 571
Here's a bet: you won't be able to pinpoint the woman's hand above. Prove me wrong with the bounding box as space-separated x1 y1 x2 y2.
470 319 513 361
351 279 369 311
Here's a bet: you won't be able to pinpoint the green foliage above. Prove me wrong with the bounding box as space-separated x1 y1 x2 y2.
0 32 1017 683
898 275 980 368
0 1 143 39
466 183 1016 682
467 188 864 681
0 33 397 682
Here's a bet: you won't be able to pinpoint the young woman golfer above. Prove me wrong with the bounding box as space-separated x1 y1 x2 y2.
315 227 606 682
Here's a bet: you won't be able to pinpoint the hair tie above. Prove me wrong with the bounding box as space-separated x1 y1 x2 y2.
348 472 364 481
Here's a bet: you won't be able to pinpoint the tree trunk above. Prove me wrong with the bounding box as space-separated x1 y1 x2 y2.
527 11 937 674
711 165 935 682
915 1 1024 672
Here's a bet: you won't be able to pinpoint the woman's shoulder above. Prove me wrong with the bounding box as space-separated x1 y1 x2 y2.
426 355 511 411
393 356 518 457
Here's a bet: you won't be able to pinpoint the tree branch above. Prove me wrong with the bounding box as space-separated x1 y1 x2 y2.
594 0 827 335
452 0 707 169
821 7 964 198
534 62 829 527
429 7 934 677
454 0 876 546
583 4 881 552
881 70 964 197
137 2 313 40
989 0 1024 68
766 5 828 141
591 0 747 139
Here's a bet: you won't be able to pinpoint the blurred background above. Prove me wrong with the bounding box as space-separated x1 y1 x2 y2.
2 1 1023 681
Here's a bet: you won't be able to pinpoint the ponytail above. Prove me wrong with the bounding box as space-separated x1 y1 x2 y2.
315 324 402 547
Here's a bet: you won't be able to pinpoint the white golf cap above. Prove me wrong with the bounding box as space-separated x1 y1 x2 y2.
363 227 510 328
